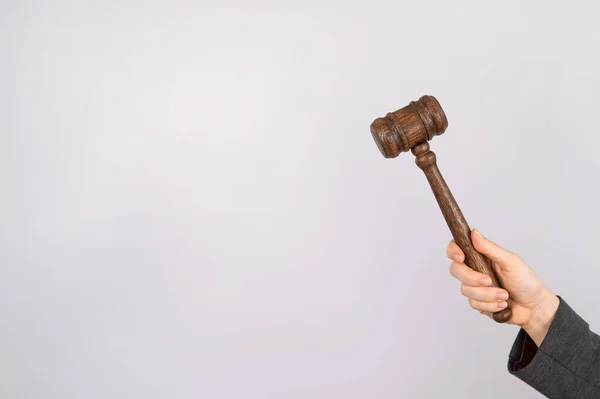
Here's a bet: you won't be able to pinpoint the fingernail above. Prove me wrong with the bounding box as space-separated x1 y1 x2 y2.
453 254 462 263
473 228 483 239
479 277 492 286
497 291 509 300
497 301 508 309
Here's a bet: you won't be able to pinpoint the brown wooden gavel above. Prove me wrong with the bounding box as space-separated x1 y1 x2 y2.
370 95 512 323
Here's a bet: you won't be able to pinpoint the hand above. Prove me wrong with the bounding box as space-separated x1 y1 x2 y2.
447 228 560 346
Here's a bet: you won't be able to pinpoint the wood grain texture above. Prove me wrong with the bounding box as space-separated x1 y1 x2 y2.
370 95 511 323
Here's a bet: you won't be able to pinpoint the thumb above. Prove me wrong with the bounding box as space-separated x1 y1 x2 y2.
471 228 519 268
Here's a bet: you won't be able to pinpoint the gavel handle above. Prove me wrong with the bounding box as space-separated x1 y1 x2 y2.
412 142 512 323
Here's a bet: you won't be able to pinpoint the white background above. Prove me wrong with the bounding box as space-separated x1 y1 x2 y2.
2 1 599 397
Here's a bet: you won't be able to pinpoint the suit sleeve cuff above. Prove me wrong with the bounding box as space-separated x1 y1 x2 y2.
508 296 589 372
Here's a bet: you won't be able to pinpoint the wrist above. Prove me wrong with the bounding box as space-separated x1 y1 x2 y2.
522 289 560 347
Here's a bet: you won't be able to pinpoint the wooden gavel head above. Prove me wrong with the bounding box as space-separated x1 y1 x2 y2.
369 95 512 324
370 95 448 158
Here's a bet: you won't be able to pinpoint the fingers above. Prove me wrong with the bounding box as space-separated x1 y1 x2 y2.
449 260 509 317
471 229 519 267
460 284 509 302
449 261 493 287
469 299 508 312
446 240 464 263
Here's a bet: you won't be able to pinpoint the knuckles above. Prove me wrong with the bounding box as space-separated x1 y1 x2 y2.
460 284 469 297
468 299 478 310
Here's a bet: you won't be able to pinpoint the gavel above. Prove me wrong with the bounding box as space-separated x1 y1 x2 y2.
370 95 512 323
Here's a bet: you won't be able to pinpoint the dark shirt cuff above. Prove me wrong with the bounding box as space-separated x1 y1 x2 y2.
511 329 538 371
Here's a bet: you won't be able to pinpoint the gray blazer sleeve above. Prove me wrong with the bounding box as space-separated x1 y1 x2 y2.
507 297 600 398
